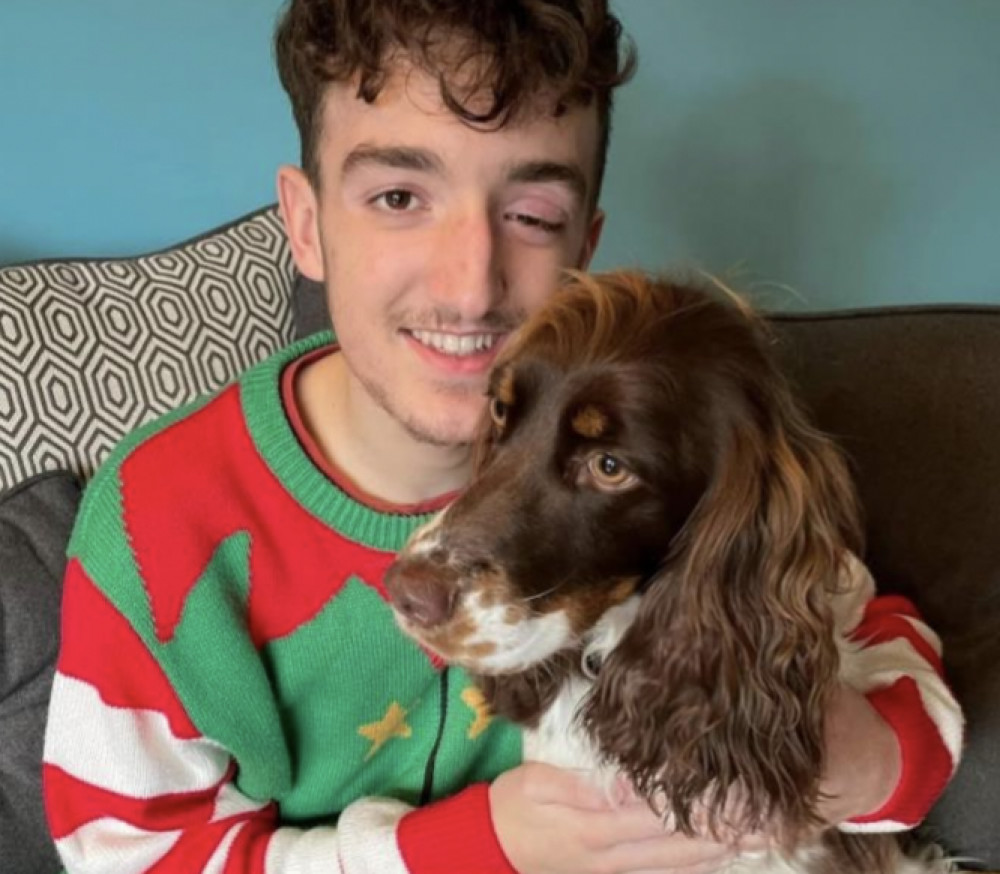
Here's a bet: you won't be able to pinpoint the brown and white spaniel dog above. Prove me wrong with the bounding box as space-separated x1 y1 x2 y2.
384 271 952 874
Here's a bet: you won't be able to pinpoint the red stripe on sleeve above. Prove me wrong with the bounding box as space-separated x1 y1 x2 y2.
850 676 955 827
147 806 276 874
145 818 242 874
57 559 201 740
44 763 223 839
223 814 276 874
859 595 922 622
850 596 944 676
397 783 517 874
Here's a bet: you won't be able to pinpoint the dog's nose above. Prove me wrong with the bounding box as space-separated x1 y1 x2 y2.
384 558 459 628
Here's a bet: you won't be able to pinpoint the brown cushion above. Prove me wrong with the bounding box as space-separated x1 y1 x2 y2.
771 305 1000 868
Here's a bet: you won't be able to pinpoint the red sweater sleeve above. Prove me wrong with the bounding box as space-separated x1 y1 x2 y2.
397 783 517 874
834 565 964 832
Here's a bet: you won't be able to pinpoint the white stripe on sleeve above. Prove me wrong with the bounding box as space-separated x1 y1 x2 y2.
45 672 230 797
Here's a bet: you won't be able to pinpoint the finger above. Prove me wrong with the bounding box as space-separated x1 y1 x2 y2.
619 796 781 847
731 831 773 853
626 864 732 874
583 800 738 847
578 801 673 846
612 773 642 805
628 861 736 874
519 762 613 810
595 829 736 872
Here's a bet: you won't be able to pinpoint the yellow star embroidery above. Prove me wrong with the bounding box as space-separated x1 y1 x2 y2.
358 702 412 761
461 687 493 740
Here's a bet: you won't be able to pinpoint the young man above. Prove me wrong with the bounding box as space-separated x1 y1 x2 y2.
43 2 961 872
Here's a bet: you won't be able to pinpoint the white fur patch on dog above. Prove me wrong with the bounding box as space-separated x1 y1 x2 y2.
463 591 572 673
405 509 449 557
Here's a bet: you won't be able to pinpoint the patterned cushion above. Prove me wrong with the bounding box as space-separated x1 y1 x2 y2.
0 206 295 492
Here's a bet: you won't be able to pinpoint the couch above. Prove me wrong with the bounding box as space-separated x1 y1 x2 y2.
1 206 997 873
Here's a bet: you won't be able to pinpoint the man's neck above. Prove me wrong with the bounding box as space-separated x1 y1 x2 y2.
296 351 473 506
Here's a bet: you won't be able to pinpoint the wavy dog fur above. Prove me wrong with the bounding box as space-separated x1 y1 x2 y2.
505 271 862 838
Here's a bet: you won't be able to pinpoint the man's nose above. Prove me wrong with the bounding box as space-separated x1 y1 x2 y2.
384 556 460 628
427 208 504 319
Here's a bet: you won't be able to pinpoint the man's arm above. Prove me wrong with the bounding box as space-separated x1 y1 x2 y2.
43 558 519 874
823 554 963 830
45 556 750 874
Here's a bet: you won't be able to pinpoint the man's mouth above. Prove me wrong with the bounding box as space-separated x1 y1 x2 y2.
408 329 501 357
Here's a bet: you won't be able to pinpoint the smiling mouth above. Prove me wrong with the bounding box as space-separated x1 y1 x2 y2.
407 329 501 357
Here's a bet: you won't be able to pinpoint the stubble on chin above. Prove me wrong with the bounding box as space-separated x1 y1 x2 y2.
356 368 484 449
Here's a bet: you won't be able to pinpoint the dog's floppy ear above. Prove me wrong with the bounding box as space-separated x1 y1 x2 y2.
582 366 862 842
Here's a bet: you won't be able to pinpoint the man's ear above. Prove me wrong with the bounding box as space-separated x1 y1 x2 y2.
276 165 325 282
577 208 605 269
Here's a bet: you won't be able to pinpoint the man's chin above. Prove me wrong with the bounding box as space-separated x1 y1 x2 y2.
397 395 485 448
356 369 485 448
400 416 478 449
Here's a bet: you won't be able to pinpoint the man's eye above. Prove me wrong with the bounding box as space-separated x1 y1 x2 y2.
505 211 565 234
374 190 417 211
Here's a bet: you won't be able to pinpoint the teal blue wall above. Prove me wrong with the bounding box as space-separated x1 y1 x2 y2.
1 1 997 309
0 1 296 263
598 1 1000 309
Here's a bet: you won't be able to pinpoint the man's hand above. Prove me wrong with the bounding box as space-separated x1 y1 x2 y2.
817 683 901 824
489 762 770 874
489 686 899 874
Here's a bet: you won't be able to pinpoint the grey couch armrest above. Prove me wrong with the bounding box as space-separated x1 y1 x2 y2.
0 470 81 874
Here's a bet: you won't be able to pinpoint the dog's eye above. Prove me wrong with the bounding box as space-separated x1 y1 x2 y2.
586 452 638 491
490 397 508 427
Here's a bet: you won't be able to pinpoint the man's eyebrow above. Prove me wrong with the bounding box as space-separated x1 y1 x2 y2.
341 144 446 178
507 160 589 205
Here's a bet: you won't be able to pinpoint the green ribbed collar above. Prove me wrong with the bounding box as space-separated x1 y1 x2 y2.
240 332 439 553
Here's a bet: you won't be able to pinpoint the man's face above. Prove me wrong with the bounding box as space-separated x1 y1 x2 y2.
288 66 604 448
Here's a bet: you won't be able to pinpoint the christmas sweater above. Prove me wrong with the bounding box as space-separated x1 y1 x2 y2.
43 332 963 873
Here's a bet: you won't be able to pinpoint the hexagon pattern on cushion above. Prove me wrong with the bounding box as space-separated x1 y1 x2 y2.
0 206 295 492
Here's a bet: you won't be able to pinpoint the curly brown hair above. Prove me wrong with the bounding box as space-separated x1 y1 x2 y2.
274 0 636 209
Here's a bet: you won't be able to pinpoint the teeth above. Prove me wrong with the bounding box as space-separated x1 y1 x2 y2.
410 330 497 356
